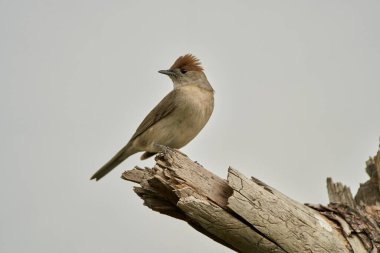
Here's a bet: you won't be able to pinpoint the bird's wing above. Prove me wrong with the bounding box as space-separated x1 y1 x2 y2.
130 89 178 141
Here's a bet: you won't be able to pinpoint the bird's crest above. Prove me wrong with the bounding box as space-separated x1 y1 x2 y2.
170 54 203 72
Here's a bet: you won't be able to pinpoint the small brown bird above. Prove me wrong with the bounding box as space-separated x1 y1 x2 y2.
91 54 214 181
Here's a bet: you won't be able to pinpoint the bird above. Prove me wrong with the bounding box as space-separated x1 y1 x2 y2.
90 54 214 181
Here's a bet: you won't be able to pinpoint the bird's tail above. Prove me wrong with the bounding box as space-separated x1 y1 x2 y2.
90 144 135 181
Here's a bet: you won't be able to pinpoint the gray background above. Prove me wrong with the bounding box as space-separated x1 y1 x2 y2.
1 1 379 252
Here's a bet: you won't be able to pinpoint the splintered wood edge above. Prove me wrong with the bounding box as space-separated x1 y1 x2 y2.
326 178 356 208
355 149 380 206
121 166 147 183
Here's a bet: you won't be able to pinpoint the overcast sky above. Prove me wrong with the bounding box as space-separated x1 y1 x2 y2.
1 1 380 252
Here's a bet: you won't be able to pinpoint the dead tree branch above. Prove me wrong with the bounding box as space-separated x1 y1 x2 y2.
122 145 380 252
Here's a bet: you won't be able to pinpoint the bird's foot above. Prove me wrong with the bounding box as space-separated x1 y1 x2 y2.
153 144 187 157
154 144 171 154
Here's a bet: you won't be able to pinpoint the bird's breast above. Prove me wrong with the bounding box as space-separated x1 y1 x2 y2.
175 86 214 123
137 85 214 152
167 86 214 147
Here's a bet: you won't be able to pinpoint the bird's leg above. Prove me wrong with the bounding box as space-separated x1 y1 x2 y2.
153 144 187 157
154 143 171 154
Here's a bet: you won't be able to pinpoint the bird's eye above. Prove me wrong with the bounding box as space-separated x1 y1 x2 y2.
180 68 187 74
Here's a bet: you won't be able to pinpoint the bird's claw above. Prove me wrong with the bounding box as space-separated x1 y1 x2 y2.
153 144 187 157
154 144 170 153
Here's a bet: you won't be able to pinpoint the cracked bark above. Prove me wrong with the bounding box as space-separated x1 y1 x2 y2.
122 145 380 253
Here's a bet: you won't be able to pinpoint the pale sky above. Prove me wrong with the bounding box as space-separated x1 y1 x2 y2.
1 1 380 252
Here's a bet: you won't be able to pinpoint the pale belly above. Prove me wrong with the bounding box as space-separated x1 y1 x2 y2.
133 86 214 152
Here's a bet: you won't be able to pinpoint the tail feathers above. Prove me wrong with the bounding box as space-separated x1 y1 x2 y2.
91 145 134 181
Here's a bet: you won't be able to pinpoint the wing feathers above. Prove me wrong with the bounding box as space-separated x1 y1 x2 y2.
130 89 177 141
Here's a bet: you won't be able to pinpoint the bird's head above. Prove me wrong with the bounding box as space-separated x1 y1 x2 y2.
159 54 213 91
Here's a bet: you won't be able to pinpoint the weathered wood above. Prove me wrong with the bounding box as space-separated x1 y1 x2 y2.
122 150 284 252
355 149 380 206
326 178 356 208
177 196 285 253
121 147 379 252
308 203 380 252
321 143 380 252
228 168 352 253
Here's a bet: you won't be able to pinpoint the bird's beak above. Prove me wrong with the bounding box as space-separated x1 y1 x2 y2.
158 69 175 76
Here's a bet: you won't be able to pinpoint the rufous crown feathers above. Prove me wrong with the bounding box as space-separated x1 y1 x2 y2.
170 54 204 72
